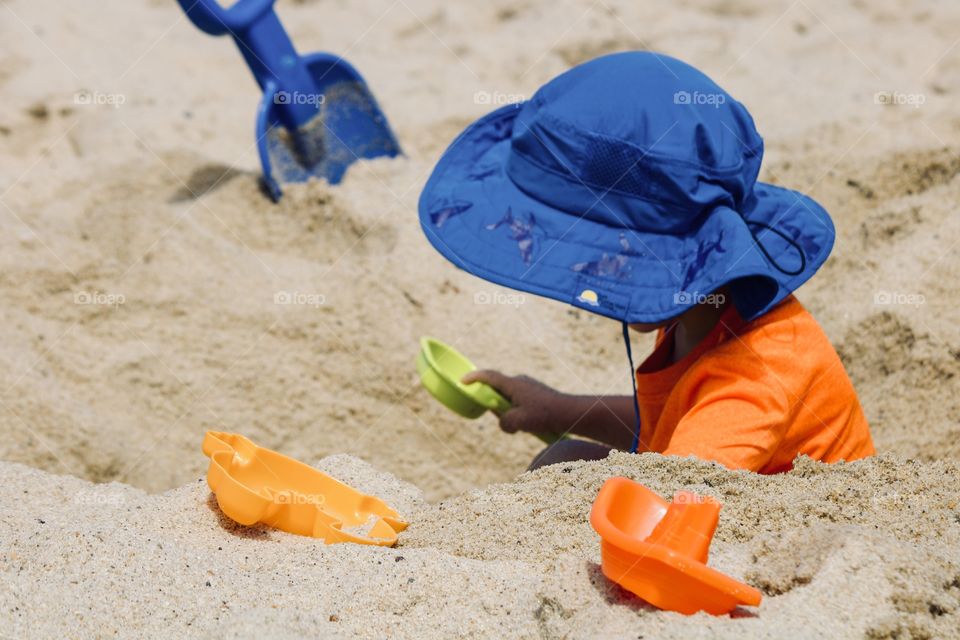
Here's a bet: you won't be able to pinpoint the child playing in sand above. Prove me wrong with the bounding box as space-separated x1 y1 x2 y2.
418 52 874 472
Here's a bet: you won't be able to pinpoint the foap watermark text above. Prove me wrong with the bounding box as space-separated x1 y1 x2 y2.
74 290 125 307
674 291 726 307
874 290 925 307
274 291 326 308
474 291 526 307
474 90 525 106
874 91 925 108
74 90 126 109
673 91 726 108
274 91 325 106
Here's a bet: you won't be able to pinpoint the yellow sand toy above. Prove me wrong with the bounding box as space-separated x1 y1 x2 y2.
202 431 408 546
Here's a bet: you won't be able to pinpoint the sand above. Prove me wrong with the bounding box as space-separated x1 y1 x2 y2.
3 454 959 638
1 0 960 637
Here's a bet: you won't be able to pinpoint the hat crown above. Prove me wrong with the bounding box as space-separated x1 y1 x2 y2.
506 52 765 233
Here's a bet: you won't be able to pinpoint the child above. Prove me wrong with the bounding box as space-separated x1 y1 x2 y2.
418 52 874 472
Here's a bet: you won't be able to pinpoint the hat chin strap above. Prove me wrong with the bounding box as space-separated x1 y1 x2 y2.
622 322 642 454
617 221 804 455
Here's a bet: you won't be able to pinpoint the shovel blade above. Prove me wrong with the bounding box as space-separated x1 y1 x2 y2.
256 53 401 200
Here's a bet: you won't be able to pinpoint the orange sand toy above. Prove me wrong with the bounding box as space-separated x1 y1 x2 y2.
202 431 408 546
590 477 762 615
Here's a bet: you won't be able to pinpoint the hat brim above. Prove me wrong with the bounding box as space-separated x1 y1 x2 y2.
418 104 835 324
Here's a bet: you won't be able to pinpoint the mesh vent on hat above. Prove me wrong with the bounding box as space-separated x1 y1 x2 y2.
580 136 658 200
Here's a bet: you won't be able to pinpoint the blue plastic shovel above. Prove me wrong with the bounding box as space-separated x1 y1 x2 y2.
176 0 402 200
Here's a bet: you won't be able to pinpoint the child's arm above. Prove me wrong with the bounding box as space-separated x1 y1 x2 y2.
461 370 638 450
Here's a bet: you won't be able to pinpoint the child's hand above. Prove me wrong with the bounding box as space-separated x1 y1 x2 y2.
460 370 562 436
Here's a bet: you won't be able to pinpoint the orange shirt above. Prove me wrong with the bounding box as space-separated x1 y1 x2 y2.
634 296 874 473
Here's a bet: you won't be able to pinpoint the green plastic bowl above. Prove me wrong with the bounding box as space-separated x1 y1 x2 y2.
416 337 568 445
416 337 511 419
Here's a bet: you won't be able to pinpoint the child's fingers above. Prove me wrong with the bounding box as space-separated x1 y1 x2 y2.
499 408 527 434
462 369 511 393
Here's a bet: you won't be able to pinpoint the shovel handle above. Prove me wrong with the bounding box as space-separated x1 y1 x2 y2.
176 0 277 35
177 0 317 128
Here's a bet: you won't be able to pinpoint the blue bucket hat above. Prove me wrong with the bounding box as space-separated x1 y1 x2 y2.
418 51 835 325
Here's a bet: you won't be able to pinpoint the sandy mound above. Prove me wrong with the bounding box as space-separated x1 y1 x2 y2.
3 453 959 638
2 0 959 498
3 0 960 636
